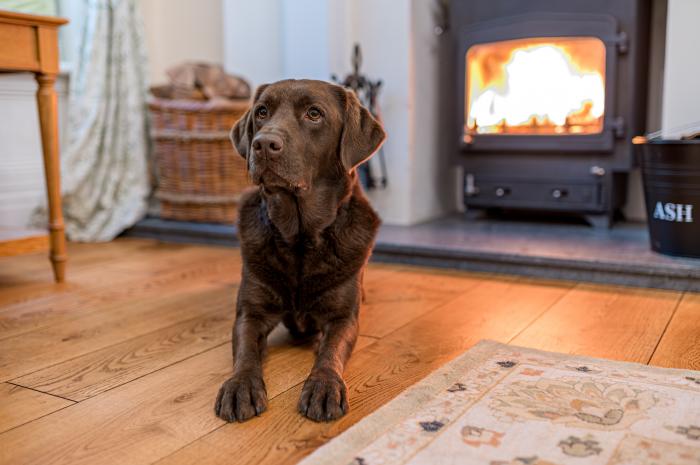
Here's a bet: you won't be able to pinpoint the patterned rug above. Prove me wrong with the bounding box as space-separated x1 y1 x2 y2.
300 340 700 465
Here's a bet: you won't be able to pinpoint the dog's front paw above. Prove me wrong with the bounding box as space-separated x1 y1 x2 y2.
215 373 267 422
298 371 349 422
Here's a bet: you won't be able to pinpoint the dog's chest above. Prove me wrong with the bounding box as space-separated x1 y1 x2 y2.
239 191 377 305
247 231 363 296
279 234 356 281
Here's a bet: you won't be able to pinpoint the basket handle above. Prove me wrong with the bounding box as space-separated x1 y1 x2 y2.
155 190 242 204
151 129 231 142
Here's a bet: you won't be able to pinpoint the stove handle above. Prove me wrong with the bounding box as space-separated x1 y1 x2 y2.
610 116 625 138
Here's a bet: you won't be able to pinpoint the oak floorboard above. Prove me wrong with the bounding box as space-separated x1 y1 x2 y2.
0 240 166 301
511 283 682 363
0 286 237 381
360 263 402 287
649 292 700 369
0 253 240 341
104 244 239 276
12 308 235 401
359 267 485 338
1 239 147 275
0 334 375 465
0 345 234 465
0 383 74 434
153 276 572 465
0 241 236 308
0 229 48 258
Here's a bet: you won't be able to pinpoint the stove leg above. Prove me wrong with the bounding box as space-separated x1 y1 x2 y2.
463 207 486 221
584 213 613 229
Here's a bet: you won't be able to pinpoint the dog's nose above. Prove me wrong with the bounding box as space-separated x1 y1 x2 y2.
252 134 283 157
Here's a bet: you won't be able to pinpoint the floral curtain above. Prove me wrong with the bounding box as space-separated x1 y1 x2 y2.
1 0 57 15
34 0 151 241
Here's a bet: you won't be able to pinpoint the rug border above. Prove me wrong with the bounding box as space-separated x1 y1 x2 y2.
297 339 700 465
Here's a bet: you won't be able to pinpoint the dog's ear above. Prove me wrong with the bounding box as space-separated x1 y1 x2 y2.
230 84 268 159
339 89 386 171
230 109 252 159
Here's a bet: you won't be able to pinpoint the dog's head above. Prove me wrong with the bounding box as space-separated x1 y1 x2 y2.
230 79 385 193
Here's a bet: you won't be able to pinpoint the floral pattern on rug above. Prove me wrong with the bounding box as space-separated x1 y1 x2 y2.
321 342 700 465
490 457 561 465
607 434 700 465
557 435 602 457
489 378 661 429
670 424 700 441
461 425 504 447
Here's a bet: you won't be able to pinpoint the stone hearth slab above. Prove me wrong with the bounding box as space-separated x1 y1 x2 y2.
373 215 700 291
126 216 700 291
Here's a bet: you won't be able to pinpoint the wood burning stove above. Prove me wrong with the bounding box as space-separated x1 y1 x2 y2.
446 0 652 227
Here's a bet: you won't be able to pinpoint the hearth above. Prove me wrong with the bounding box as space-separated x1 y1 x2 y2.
446 0 652 227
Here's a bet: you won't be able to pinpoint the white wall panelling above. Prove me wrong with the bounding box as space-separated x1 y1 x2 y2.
0 74 69 228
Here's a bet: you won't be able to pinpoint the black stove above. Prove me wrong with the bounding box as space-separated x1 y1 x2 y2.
443 0 653 227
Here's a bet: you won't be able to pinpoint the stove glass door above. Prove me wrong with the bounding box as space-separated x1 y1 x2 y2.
465 36 606 136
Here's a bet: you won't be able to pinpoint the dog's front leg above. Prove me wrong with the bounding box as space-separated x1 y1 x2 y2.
298 316 358 422
215 312 279 422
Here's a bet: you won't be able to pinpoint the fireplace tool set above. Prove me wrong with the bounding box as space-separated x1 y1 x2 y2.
333 44 388 191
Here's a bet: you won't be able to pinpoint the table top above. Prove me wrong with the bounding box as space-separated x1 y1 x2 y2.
0 8 68 26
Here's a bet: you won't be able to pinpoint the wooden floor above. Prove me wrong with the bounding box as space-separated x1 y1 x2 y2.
0 238 698 465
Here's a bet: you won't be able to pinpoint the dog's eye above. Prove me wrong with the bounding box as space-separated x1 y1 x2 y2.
306 107 322 121
255 106 268 120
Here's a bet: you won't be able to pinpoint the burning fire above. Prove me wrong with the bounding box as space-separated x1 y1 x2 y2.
466 37 606 135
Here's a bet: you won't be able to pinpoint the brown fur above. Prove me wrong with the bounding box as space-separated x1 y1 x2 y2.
214 79 385 422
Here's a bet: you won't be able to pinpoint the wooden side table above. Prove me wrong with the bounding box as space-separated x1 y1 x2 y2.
0 9 68 282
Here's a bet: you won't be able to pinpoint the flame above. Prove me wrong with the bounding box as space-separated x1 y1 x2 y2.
466 37 606 135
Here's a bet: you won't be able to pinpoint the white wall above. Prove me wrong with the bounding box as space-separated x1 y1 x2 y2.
139 0 224 85
409 0 458 223
222 0 331 86
222 0 283 86
281 0 330 81
332 0 414 224
661 0 700 136
330 0 455 224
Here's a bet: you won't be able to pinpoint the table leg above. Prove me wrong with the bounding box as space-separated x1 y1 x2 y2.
35 72 67 282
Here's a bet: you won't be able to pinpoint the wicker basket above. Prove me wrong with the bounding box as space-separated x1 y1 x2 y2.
149 97 251 223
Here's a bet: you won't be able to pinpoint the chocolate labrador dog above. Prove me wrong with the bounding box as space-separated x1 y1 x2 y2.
214 79 386 423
